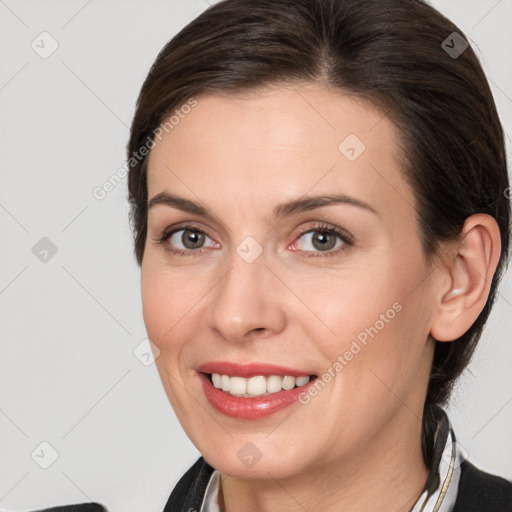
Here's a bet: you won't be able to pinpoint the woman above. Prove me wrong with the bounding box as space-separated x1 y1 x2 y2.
33 0 512 510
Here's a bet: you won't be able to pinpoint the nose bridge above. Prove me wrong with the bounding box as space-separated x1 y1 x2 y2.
207 241 285 341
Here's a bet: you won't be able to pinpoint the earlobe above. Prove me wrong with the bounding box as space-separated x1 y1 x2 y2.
430 214 501 342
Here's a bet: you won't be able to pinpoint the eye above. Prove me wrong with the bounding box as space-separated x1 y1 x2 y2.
154 224 217 256
290 222 353 258
152 221 353 259
169 228 210 250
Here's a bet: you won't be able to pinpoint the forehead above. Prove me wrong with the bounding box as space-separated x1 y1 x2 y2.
146 83 415 224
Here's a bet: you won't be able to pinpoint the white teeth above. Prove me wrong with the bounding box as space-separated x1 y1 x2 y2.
229 376 247 396
210 373 311 397
266 375 282 393
247 376 267 396
221 374 230 392
211 373 221 388
295 376 310 387
282 375 295 390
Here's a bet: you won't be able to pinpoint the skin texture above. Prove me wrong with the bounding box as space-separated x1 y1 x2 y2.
140 83 501 512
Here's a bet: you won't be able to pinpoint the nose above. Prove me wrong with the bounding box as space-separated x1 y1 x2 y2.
207 245 287 344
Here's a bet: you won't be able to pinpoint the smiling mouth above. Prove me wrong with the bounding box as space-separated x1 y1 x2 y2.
204 372 317 398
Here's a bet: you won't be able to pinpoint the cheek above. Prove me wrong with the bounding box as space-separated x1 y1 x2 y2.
317 288 403 375
141 260 214 363
141 266 196 406
313 252 431 384
309 262 399 346
141 270 165 345
141 263 187 349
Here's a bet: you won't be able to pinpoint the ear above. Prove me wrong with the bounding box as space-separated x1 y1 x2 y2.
430 214 502 342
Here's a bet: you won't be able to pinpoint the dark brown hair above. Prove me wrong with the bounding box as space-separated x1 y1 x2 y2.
127 0 510 465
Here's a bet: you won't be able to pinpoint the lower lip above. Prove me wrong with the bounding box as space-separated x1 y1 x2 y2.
197 372 318 419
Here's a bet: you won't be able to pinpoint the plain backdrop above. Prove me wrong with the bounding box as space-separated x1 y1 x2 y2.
1 1 511 511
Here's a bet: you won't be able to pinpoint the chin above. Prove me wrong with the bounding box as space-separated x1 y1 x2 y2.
195 434 313 480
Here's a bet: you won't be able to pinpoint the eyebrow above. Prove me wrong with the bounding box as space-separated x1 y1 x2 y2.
147 191 378 220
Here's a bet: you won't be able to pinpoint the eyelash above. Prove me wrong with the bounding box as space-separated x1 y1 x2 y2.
153 221 354 259
291 223 354 258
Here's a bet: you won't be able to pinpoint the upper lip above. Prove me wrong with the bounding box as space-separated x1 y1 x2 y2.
197 361 316 378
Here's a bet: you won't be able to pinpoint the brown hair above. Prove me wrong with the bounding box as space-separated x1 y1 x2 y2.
127 0 510 465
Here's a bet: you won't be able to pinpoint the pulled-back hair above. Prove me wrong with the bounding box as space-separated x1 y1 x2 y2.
127 0 510 466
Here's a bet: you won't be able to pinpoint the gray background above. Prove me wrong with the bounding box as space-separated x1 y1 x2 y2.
1 1 511 511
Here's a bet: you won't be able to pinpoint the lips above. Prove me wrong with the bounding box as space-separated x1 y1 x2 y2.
196 361 315 378
196 361 318 419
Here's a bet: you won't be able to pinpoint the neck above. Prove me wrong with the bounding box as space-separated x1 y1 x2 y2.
219 410 429 512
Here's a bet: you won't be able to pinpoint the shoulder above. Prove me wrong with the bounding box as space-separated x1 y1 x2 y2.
22 458 213 512
27 504 107 512
163 456 215 512
454 460 512 512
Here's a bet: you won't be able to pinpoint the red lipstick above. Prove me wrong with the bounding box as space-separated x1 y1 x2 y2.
197 361 313 378
196 361 317 419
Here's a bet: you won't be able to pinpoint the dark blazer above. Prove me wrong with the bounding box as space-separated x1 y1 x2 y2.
28 455 512 512
162 456 512 512
31 506 106 512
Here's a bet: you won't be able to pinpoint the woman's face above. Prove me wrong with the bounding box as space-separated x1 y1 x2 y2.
141 83 438 479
